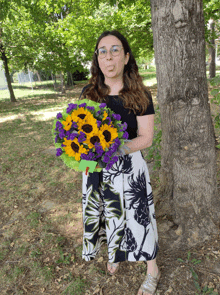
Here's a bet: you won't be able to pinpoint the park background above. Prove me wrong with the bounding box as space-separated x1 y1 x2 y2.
1 0 220 294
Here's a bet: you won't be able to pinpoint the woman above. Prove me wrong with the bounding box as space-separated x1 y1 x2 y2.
80 30 160 295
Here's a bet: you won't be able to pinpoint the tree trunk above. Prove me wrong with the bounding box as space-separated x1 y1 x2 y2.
36 71 41 82
208 20 216 79
150 0 220 249
0 43 16 102
60 72 65 94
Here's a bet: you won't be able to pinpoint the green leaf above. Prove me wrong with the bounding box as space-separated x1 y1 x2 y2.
190 267 199 281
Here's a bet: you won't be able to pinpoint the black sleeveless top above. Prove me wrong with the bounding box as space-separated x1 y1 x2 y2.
79 85 155 140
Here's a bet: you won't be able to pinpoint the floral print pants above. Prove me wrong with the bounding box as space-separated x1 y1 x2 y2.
82 151 159 262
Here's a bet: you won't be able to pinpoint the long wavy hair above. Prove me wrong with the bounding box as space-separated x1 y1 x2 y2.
82 30 151 115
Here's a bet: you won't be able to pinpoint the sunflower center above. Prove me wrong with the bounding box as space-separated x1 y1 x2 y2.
90 136 100 145
71 142 79 153
82 124 93 133
78 114 86 119
103 130 111 142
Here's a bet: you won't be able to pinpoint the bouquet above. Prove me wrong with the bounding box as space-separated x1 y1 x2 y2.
52 99 129 173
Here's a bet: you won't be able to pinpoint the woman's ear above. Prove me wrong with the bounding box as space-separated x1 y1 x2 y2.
125 52 130 65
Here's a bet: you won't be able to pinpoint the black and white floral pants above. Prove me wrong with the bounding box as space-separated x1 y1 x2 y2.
82 151 159 263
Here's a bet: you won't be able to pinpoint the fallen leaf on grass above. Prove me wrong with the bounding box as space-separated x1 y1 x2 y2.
97 257 103 263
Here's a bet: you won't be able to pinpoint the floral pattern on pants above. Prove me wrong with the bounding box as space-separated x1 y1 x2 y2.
82 151 159 262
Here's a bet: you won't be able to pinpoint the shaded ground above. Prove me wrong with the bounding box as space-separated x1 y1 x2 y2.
0 81 220 295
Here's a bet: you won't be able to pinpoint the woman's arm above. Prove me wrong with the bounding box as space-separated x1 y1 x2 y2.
121 114 154 154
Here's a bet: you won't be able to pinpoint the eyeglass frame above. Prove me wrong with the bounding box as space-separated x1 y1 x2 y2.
95 45 124 59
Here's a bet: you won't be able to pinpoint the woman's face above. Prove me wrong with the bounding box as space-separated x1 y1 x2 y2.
97 35 129 81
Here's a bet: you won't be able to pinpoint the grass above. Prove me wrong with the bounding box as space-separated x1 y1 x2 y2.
0 70 219 294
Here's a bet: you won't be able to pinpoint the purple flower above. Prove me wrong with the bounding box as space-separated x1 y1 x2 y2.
69 133 78 140
71 122 78 129
110 144 118 153
103 155 110 163
66 103 77 113
55 121 63 131
86 106 95 111
55 136 58 143
105 150 113 157
106 117 111 125
78 131 86 143
99 103 106 108
111 156 119 163
115 138 121 146
56 148 63 156
97 120 102 128
87 151 95 160
61 143 65 147
56 112 63 119
122 131 129 139
123 122 128 131
59 129 65 139
112 113 121 121
106 163 112 170
96 110 101 116
79 103 86 108
81 153 89 160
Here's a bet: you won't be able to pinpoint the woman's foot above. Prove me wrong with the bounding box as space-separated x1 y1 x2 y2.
107 262 120 275
137 261 160 295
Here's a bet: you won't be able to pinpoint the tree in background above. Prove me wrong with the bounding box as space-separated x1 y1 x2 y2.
150 0 220 249
203 0 220 78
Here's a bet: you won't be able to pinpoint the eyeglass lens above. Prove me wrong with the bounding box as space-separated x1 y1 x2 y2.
97 45 121 58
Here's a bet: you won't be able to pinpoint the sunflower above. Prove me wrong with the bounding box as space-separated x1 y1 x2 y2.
102 111 108 121
78 116 99 135
99 124 119 148
71 107 92 123
84 130 106 150
62 115 77 131
63 137 88 161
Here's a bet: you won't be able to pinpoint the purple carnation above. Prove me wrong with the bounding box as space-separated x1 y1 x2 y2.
86 106 95 111
66 103 77 113
55 136 58 143
78 103 86 108
87 151 95 160
97 120 102 128
56 148 63 156
99 103 106 108
106 163 112 170
112 113 121 121
59 129 65 139
56 112 63 119
122 131 129 139
96 110 101 116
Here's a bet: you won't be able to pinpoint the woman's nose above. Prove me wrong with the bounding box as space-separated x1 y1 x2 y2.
106 50 112 60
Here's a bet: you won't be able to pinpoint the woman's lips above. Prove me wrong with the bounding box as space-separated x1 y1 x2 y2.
106 65 114 71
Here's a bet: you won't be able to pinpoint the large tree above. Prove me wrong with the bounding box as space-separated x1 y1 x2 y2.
150 0 220 248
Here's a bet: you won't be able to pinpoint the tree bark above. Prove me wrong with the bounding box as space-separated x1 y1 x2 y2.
0 43 16 102
208 20 216 79
150 0 220 249
60 72 65 94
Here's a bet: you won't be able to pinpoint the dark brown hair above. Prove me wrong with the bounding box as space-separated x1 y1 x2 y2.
82 30 151 115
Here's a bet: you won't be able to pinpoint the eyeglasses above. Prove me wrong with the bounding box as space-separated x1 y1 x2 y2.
95 45 123 59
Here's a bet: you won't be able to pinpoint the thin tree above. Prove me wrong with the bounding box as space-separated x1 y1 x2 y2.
150 0 220 248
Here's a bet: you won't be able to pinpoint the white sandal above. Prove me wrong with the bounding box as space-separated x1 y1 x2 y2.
107 262 120 275
137 269 161 295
